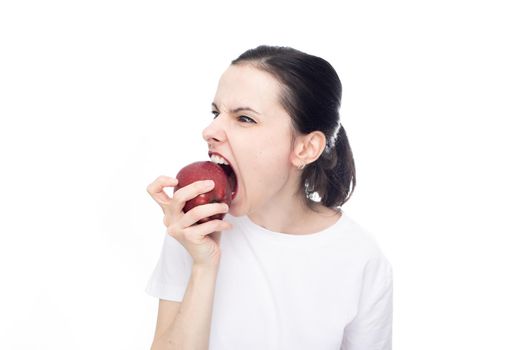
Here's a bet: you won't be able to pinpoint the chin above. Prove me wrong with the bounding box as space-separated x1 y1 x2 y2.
227 207 244 217
226 201 248 217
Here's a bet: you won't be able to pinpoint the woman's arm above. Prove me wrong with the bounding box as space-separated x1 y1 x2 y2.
151 264 219 350
146 176 230 349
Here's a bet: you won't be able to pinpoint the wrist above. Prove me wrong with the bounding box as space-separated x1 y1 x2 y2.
192 263 219 274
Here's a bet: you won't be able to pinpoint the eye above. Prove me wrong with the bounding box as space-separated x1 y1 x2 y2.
238 115 256 124
211 110 219 119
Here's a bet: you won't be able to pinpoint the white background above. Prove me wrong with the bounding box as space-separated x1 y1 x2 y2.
1 0 524 349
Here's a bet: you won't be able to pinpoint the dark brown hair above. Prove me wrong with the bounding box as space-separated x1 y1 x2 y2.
232 45 356 209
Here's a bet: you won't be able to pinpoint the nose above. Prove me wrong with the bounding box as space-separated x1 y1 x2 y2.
202 117 226 146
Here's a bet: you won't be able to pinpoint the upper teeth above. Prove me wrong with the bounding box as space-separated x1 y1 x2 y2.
210 154 229 165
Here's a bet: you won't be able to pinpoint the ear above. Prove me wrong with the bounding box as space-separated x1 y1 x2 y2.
291 131 326 168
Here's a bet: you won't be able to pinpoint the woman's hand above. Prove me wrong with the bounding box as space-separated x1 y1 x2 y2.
146 175 232 267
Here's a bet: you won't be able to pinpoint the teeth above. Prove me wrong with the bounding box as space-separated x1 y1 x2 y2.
210 154 229 165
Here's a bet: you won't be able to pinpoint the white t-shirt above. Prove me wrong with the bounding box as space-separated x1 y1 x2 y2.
146 212 393 350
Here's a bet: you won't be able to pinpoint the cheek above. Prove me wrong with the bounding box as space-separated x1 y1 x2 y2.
249 133 291 177
234 125 293 187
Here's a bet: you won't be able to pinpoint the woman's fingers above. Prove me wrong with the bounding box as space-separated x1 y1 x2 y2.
171 180 215 213
169 219 232 243
179 202 230 228
148 176 229 229
146 175 178 207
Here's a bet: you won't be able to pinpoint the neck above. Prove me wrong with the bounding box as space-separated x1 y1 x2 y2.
248 191 341 235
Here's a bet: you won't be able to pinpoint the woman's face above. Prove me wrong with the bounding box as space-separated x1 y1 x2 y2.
202 64 300 217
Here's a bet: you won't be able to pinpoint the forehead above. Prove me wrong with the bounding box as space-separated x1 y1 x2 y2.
214 64 284 113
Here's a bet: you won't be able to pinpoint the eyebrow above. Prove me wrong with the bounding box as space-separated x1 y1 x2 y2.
211 102 260 115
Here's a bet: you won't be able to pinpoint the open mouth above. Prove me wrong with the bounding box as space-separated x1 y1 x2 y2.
209 152 238 200
219 164 237 200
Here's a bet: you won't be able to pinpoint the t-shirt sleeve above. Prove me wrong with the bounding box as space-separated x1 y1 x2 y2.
341 255 393 350
145 232 193 302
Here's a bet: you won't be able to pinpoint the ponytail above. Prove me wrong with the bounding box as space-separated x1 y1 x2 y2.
302 125 356 209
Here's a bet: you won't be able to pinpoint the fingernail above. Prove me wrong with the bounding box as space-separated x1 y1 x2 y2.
204 180 214 188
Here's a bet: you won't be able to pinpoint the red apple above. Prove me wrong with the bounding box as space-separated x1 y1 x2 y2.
175 161 233 224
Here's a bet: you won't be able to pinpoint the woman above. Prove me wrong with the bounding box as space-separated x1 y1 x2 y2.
146 45 393 349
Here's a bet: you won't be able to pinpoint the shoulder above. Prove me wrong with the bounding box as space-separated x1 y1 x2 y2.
336 214 385 253
332 213 392 271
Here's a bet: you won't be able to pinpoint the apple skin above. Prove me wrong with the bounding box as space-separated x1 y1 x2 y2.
175 161 232 224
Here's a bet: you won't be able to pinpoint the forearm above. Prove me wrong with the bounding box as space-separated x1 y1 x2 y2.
152 265 219 350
